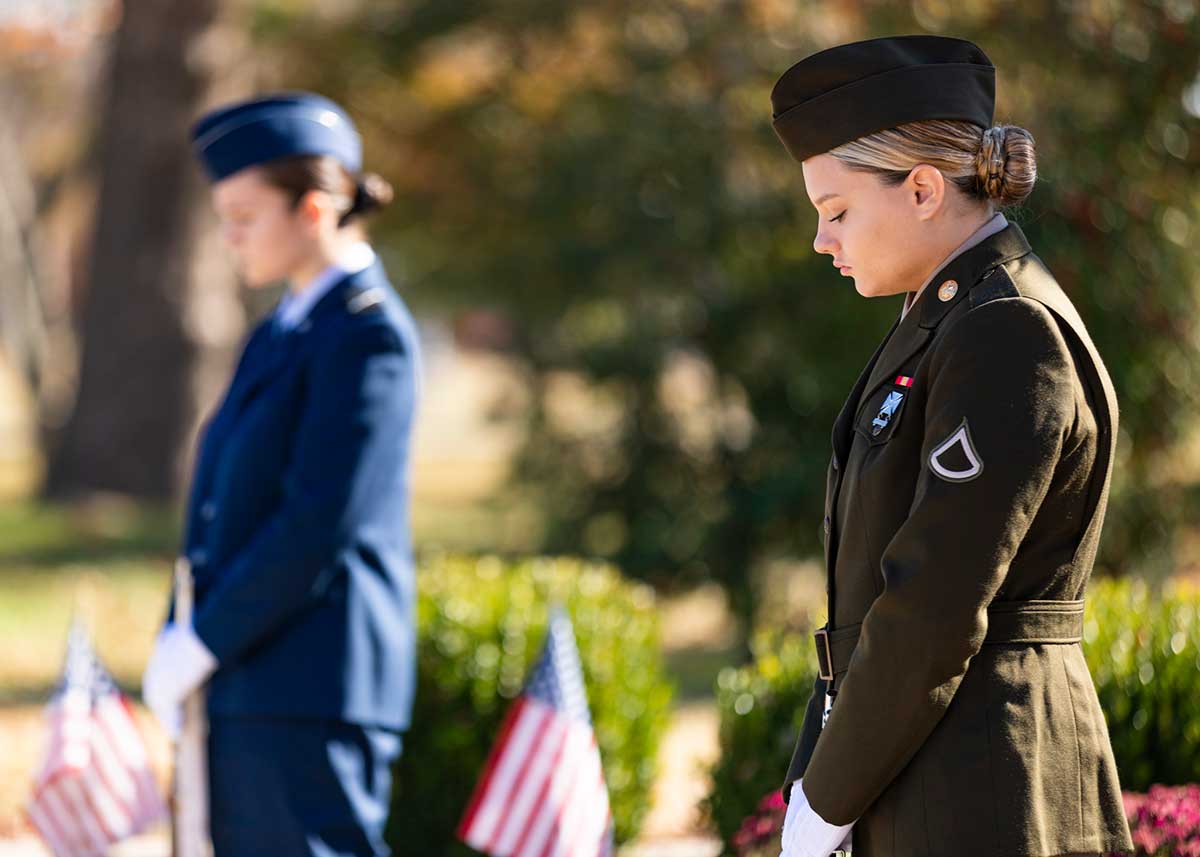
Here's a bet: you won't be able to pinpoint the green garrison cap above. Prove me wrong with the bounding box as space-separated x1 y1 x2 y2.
771 35 995 162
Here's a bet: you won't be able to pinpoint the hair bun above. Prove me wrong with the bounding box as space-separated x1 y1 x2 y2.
356 172 394 213
339 171 394 226
976 124 1036 207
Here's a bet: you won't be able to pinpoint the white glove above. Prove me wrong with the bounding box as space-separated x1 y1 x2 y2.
781 778 803 852
780 778 855 857
142 624 217 741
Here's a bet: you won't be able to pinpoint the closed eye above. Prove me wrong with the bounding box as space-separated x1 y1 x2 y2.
829 211 846 223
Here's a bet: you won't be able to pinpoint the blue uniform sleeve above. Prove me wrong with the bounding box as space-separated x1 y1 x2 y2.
193 320 414 666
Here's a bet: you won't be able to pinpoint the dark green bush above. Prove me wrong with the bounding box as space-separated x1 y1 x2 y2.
705 579 1200 849
1084 580 1200 791
703 624 818 849
386 554 674 854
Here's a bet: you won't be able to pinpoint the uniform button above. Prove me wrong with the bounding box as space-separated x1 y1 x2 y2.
823 515 831 535
832 456 840 471
200 501 217 521
189 548 208 567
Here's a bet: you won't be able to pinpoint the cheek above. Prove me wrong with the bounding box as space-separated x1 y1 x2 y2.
251 216 302 267
849 208 913 294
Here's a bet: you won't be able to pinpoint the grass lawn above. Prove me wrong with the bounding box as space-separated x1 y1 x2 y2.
0 501 177 699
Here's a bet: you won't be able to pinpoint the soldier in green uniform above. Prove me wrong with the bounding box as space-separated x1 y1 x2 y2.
770 37 1136 857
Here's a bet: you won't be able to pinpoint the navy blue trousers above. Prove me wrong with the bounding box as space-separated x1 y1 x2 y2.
207 717 402 857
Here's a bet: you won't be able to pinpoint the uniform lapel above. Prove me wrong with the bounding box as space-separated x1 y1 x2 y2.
224 323 302 415
850 303 933 428
830 316 900 467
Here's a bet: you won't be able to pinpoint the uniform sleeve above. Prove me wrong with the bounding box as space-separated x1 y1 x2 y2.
193 321 414 666
782 674 826 803
800 297 1076 825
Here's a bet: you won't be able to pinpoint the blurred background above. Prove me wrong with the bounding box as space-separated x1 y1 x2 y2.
1 0 1199 854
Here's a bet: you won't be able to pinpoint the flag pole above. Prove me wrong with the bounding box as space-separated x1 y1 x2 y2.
172 557 213 857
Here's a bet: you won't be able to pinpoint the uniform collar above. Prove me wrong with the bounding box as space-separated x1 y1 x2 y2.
901 212 1008 320
916 221 1032 330
275 241 376 331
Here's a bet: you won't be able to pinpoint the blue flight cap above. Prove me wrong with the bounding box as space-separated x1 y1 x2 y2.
191 92 362 182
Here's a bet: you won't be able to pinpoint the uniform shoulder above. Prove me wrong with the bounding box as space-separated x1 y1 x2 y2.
937 278 1071 370
317 290 408 358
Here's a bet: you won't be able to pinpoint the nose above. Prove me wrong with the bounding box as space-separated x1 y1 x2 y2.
813 224 838 257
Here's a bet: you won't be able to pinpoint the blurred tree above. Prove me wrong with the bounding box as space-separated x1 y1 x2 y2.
0 85 48 395
257 0 1200 629
43 0 242 500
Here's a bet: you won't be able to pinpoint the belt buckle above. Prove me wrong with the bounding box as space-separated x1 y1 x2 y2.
814 627 834 682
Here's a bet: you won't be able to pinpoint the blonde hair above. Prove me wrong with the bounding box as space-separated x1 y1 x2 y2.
829 120 1036 208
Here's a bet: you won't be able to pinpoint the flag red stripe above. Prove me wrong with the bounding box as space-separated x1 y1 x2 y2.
80 761 133 841
461 701 546 847
457 696 529 840
561 741 601 857
490 708 570 856
48 777 105 855
544 732 605 857
88 727 138 829
485 704 555 852
32 785 79 856
97 696 163 825
26 802 69 857
68 772 118 849
532 724 592 854
509 719 572 857
51 782 94 857
537 746 587 857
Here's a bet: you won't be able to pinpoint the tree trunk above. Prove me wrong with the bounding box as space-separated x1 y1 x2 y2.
44 0 238 501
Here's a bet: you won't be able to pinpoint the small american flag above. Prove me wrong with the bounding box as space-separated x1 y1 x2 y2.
25 622 166 857
458 607 614 857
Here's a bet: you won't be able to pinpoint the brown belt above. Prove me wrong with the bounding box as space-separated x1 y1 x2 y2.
813 599 1086 682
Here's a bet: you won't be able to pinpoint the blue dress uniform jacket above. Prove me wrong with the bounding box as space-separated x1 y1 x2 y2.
180 261 419 732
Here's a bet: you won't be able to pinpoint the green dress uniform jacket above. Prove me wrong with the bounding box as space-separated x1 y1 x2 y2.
782 223 1135 857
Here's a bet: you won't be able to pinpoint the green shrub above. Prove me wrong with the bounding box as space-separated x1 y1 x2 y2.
703 624 818 849
387 553 674 854
1084 579 1200 791
705 579 1200 849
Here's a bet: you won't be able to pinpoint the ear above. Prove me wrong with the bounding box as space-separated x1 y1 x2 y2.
294 190 327 229
905 164 946 221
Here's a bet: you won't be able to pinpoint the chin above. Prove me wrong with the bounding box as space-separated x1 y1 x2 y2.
239 265 278 289
852 278 896 299
853 278 879 298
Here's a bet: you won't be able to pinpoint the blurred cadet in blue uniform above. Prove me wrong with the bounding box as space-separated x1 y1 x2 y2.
141 92 421 856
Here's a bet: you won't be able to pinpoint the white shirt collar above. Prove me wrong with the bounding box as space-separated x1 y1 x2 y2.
901 212 1008 320
275 242 377 331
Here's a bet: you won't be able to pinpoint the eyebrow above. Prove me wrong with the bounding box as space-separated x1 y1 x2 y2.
813 192 842 206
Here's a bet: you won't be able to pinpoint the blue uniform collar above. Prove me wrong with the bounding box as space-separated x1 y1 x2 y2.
276 243 376 332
